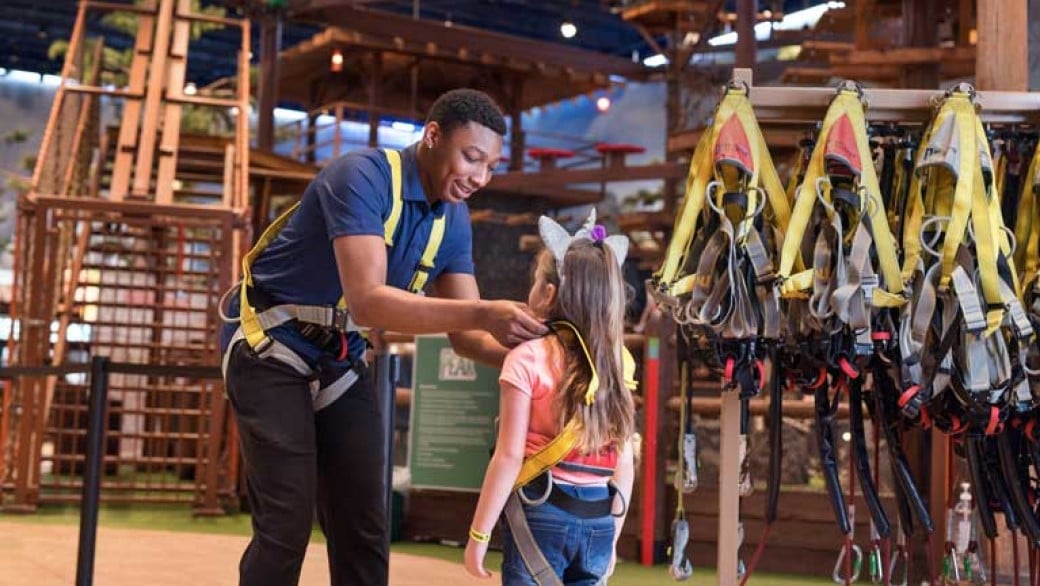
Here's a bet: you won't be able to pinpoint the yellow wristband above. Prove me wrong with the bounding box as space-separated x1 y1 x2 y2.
469 527 491 543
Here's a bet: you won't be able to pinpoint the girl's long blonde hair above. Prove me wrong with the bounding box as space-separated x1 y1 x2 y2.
533 242 635 452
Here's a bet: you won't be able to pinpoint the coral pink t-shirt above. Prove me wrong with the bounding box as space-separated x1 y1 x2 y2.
499 337 617 485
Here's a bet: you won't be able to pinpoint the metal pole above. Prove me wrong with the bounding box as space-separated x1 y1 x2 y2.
374 353 400 538
76 355 110 586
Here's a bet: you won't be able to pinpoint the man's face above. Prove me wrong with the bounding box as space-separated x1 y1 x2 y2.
424 121 504 204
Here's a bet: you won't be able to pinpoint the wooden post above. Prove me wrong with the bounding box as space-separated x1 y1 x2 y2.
368 52 383 148
154 0 191 205
110 0 155 201
132 0 175 198
976 0 1029 91
855 0 872 49
716 66 755 586
257 11 282 152
901 0 939 88
735 0 757 70
508 76 524 172
957 0 974 47
640 308 674 566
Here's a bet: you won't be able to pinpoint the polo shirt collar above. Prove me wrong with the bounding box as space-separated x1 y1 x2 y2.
400 142 446 216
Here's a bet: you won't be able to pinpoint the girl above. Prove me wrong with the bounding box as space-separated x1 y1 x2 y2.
464 213 637 585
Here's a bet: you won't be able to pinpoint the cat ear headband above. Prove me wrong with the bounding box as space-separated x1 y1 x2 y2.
537 209 629 272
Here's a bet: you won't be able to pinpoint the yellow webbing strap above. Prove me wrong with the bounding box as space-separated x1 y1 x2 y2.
1015 143 1040 288
655 85 796 296
240 149 435 349
383 148 404 245
778 89 904 304
408 215 445 293
901 91 1012 333
241 202 303 349
513 322 637 490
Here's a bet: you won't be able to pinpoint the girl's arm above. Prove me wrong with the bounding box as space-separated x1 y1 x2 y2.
464 380 531 578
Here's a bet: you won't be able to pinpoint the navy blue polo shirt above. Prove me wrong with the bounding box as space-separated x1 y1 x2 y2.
220 143 474 365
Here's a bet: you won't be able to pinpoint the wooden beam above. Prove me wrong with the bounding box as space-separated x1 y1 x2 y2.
483 186 602 207
294 3 645 78
744 83 1040 125
830 46 975 66
668 125 806 153
489 162 687 190
976 0 1028 90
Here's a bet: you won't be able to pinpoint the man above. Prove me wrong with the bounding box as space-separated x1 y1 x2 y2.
220 88 546 585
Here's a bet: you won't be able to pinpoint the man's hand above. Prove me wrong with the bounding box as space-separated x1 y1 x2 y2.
482 300 549 347
464 539 493 579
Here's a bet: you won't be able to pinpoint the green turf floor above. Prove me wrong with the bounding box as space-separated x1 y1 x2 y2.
2 504 834 585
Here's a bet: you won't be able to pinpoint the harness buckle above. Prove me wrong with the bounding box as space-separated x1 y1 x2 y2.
330 307 354 332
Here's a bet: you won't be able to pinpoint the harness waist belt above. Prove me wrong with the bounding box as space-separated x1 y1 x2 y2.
522 474 616 519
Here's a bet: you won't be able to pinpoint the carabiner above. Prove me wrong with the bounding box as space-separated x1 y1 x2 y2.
668 518 694 581
867 543 883 584
888 545 908 586
832 542 863 583
942 548 962 582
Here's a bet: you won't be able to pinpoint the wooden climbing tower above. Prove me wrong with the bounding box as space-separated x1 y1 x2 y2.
0 0 250 513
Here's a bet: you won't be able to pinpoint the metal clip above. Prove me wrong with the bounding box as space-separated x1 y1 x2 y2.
832 542 863 583
668 518 694 581
331 307 354 332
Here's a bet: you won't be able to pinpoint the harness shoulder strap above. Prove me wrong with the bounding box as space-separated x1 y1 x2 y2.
513 338 637 490
408 215 446 293
382 148 446 293
383 148 404 245
240 202 303 349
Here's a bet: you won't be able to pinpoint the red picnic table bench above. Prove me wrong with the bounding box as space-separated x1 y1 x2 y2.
527 147 576 171
595 143 646 168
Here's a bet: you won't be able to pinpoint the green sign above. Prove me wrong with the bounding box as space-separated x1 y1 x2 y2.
408 335 500 492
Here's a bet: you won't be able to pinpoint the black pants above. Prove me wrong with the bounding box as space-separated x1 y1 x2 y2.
225 342 389 586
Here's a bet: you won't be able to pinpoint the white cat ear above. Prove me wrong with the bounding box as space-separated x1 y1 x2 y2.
573 208 597 241
603 235 630 267
538 215 572 269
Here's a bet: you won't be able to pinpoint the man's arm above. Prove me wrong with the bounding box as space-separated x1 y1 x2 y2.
431 272 511 367
333 235 546 347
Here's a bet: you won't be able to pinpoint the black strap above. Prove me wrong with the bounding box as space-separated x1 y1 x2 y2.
521 475 616 520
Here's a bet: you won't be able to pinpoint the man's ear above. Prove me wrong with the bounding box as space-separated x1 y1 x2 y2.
423 121 441 149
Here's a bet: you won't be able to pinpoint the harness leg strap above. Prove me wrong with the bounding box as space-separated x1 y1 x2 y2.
504 492 564 586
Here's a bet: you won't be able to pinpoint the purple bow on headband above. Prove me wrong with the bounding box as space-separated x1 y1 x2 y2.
590 224 608 242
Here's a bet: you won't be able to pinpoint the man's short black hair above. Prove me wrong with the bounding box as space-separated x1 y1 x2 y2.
427 89 507 137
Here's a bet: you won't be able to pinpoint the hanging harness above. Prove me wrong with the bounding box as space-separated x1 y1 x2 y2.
220 149 446 410
504 320 637 586
648 81 793 584
775 82 911 584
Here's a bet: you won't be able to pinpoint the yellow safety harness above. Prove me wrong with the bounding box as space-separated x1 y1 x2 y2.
504 320 636 586
654 82 796 301
897 85 1034 432
512 320 637 489
777 83 904 310
238 149 446 353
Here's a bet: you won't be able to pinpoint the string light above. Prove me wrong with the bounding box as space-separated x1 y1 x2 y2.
560 21 577 39
330 49 344 72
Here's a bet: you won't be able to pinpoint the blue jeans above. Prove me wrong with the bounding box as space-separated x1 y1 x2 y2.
501 484 615 586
